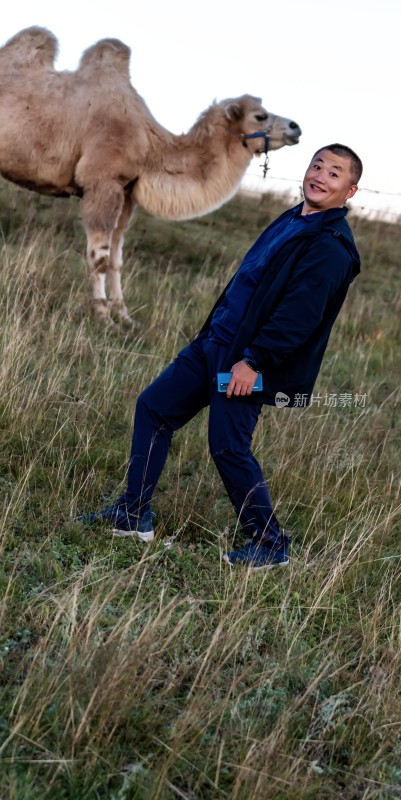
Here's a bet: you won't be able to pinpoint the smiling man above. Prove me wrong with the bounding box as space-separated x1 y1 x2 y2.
302 146 359 213
78 144 362 572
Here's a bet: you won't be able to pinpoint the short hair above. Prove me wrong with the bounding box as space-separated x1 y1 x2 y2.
313 143 363 184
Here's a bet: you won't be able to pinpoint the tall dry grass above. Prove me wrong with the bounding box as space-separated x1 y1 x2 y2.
0 185 401 798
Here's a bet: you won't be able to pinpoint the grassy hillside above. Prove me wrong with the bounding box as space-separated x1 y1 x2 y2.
0 181 400 799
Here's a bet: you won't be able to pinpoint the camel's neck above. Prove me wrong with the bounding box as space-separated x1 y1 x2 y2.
133 108 252 219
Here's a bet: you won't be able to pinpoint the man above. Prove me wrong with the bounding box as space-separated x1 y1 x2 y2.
78 144 362 571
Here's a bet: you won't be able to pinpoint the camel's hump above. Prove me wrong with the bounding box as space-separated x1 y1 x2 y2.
79 38 131 74
1 26 58 68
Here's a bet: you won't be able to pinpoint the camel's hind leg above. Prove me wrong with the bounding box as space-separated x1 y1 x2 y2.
108 193 137 327
81 182 125 326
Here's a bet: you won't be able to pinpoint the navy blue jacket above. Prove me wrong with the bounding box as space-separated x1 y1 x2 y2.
199 203 360 407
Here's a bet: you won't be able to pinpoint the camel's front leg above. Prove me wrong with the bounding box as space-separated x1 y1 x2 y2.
108 194 137 327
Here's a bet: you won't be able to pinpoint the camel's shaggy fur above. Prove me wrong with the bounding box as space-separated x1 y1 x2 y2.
0 27 302 327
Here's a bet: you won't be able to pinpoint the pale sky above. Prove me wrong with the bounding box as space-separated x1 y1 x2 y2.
2 0 400 218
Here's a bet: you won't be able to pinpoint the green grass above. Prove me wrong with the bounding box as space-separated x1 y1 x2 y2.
0 182 401 799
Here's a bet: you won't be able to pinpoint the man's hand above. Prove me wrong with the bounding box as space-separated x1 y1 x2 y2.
226 360 259 397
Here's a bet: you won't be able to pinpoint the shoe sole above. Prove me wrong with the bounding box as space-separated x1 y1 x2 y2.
223 553 289 570
250 559 289 572
111 528 155 542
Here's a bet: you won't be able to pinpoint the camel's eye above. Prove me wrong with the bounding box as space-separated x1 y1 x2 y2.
255 113 268 121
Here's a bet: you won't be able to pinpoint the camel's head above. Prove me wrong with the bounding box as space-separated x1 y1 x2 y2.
222 95 301 153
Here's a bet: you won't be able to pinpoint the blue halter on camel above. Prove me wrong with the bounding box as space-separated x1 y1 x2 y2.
241 131 270 178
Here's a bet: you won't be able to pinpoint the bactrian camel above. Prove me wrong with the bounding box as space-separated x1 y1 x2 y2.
0 27 302 327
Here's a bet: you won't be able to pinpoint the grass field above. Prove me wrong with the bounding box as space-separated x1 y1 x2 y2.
1 182 401 799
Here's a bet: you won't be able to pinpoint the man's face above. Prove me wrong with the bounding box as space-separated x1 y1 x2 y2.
302 149 358 214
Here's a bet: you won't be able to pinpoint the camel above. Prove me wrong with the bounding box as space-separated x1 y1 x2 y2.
0 27 302 327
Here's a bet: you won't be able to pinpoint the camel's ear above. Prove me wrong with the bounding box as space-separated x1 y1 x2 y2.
224 102 243 122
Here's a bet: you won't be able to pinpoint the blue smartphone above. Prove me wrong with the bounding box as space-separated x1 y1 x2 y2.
217 372 263 392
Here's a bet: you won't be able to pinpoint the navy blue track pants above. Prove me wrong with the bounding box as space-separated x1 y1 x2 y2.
126 333 281 543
